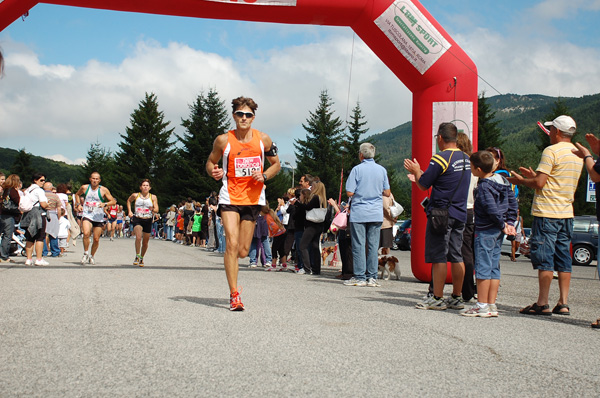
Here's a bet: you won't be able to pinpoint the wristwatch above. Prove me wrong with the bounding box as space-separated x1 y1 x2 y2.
263 173 268 182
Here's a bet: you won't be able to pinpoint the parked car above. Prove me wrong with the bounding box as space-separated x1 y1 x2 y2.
393 219 411 251
570 215 598 266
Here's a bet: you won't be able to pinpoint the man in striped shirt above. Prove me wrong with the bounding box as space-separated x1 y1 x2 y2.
508 115 583 316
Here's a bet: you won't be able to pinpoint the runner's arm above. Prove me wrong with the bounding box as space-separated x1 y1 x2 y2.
100 188 117 208
206 134 227 180
257 132 281 182
126 194 136 218
73 185 86 210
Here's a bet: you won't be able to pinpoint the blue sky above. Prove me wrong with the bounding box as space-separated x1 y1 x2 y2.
1 0 600 166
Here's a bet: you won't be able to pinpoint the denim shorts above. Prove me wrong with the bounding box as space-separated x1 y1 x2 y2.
529 216 573 273
474 228 503 280
425 217 465 263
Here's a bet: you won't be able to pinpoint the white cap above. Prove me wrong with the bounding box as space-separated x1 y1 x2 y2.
544 115 576 135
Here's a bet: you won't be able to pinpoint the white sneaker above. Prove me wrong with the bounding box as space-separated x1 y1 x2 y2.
88 256 95 265
461 304 492 318
266 266 280 272
25 259 33 266
296 268 306 275
34 259 49 266
81 253 89 265
344 277 367 287
249 263 258 268
488 303 499 317
366 278 381 287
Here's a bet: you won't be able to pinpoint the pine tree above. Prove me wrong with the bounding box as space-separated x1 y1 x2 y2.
175 89 230 200
345 101 368 171
10 148 36 184
114 92 175 205
81 141 117 196
477 92 503 151
294 90 344 199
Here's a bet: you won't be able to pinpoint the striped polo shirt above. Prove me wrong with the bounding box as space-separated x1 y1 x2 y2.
532 142 583 219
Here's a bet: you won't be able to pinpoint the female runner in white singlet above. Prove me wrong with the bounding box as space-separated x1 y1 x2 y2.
126 179 159 267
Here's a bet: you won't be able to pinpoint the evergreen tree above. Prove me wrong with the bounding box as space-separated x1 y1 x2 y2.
345 101 368 172
477 92 503 151
114 92 175 205
537 97 570 152
294 90 344 198
175 89 230 200
81 141 117 197
10 148 36 184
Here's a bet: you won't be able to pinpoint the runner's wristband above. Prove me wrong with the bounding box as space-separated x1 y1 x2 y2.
584 155 593 161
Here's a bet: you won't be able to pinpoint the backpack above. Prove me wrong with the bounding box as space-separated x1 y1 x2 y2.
18 187 40 213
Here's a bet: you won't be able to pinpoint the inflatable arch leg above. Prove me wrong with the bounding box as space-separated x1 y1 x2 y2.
0 0 478 283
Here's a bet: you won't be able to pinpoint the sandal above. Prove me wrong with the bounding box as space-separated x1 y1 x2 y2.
552 304 570 315
520 303 552 316
592 319 600 329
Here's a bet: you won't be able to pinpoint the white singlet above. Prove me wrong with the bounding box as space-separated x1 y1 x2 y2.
134 194 154 219
82 186 106 223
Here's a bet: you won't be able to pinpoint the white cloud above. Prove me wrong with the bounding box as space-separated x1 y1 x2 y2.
0 34 410 163
454 27 600 97
44 154 85 165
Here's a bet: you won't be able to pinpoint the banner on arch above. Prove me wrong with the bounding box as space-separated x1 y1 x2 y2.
203 0 297 5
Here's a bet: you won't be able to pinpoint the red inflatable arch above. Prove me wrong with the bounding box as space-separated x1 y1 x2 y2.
0 0 478 283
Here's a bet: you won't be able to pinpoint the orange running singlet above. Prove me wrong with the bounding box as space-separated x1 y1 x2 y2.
219 129 266 206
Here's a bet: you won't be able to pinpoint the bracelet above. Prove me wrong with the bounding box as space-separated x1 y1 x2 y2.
584 155 593 161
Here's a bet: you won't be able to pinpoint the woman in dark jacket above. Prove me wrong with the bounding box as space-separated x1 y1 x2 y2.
0 174 22 263
296 181 327 275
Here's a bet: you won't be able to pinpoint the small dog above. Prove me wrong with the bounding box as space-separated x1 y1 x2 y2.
378 255 400 280
321 245 337 266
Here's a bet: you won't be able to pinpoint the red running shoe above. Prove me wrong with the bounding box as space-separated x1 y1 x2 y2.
229 290 245 311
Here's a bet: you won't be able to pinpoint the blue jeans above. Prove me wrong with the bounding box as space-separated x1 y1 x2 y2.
473 228 503 280
530 217 573 272
43 236 60 257
164 225 174 241
216 220 226 253
0 214 16 260
350 221 382 280
249 236 272 265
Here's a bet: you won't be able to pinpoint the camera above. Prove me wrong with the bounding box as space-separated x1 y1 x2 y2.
420 197 430 209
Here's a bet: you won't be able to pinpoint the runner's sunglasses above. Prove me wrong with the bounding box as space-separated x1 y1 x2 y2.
234 111 254 118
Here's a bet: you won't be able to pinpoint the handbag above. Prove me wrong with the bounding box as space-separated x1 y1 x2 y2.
306 207 327 223
331 210 348 231
428 152 466 235
390 200 404 218
1 189 20 214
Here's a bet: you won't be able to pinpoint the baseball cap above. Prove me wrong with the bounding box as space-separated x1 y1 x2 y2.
544 115 576 135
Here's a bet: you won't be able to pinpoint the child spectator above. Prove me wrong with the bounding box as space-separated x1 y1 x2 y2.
462 150 517 317
248 213 271 267
57 208 71 256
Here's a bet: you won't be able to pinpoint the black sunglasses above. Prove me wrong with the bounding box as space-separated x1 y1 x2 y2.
234 111 254 119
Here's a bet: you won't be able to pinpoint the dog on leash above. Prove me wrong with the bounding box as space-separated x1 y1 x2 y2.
321 246 336 266
378 255 400 280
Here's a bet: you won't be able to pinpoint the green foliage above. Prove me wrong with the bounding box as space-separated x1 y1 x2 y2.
477 92 503 150
113 92 176 206
294 90 344 198
81 141 117 194
175 89 230 201
537 98 570 152
0 147 82 185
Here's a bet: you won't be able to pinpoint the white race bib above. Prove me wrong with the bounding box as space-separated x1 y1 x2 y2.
234 156 261 178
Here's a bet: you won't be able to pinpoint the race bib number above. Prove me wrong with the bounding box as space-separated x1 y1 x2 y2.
84 201 100 209
234 156 262 178
136 207 152 218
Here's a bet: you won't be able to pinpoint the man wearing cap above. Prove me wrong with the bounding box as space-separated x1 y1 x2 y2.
508 115 583 316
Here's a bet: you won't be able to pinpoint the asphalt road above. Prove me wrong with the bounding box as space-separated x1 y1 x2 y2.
1 238 599 397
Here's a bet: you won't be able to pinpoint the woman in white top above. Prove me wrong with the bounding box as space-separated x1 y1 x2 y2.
23 173 49 266
126 179 159 267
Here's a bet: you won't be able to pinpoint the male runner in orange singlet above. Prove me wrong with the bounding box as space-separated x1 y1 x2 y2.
206 96 280 311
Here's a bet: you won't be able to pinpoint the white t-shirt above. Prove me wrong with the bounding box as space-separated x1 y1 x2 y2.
58 216 71 239
25 184 47 208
